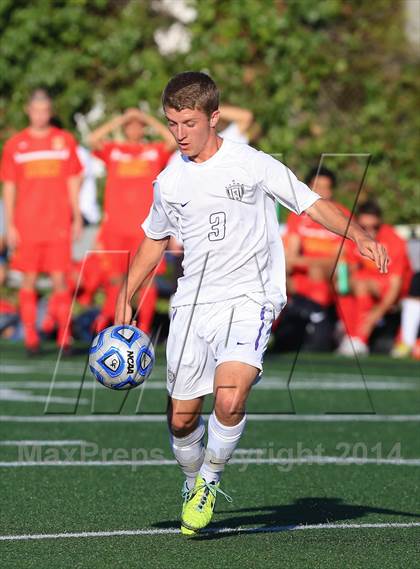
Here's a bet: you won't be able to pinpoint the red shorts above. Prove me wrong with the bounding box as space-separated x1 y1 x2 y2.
292 272 334 307
96 228 166 278
11 239 71 274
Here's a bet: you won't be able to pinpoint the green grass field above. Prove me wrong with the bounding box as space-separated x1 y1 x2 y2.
1 340 419 568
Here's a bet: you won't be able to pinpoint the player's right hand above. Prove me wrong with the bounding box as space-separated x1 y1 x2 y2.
6 225 20 250
114 293 136 326
355 235 389 274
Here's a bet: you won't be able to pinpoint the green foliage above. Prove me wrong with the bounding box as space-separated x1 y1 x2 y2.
0 0 418 222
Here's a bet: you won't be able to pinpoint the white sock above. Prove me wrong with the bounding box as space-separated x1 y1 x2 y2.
170 416 205 490
199 411 247 484
401 298 420 347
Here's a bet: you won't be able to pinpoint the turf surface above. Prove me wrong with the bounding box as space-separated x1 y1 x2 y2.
0 340 419 568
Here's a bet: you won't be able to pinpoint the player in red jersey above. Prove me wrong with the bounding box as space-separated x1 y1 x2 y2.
0 89 82 354
338 200 412 355
285 167 349 307
88 108 175 334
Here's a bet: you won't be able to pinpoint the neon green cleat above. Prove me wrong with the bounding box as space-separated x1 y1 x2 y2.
181 480 191 517
180 475 232 535
180 480 197 536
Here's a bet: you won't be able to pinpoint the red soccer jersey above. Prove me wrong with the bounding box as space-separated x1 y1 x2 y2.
286 202 350 259
0 127 82 242
346 224 413 291
285 202 350 305
94 141 170 236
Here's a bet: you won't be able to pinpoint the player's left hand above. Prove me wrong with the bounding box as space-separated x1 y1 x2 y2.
355 236 389 274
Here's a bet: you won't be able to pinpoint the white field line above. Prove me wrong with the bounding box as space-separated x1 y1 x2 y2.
0 379 418 391
0 364 166 375
1 456 420 467
1 414 420 423
1 521 420 541
0 388 88 405
1 363 418 384
0 440 88 446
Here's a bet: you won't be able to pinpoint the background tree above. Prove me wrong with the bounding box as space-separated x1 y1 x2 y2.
0 0 418 223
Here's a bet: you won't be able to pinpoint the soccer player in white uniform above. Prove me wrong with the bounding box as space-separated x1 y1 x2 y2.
115 72 388 535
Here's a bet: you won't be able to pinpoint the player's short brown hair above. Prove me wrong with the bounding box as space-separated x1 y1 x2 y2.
162 72 219 118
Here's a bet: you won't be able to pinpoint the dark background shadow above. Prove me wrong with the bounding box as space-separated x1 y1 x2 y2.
153 496 420 540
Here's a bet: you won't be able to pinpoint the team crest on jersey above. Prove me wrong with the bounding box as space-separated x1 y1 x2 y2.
225 180 245 201
52 136 65 150
167 369 176 383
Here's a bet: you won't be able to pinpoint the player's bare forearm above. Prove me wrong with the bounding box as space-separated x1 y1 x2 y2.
139 110 177 150
114 236 169 325
2 181 16 227
376 275 402 315
219 105 254 134
2 181 19 247
68 175 83 239
305 199 389 273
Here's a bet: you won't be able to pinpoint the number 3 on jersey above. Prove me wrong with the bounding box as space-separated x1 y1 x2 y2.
208 211 226 241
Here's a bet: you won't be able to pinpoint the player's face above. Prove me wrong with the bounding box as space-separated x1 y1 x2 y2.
358 213 382 238
26 100 52 130
164 107 218 158
309 175 334 199
123 119 144 143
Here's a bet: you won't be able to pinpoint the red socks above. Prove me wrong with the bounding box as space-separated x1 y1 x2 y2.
336 295 358 338
19 289 39 348
49 290 73 348
94 283 120 332
354 294 375 344
338 294 375 344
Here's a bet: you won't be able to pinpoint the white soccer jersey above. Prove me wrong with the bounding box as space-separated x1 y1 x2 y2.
142 139 320 311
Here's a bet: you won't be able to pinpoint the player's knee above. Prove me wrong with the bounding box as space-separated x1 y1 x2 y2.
214 392 244 422
169 414 199 437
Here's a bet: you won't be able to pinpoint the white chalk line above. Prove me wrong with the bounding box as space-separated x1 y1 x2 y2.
1 521 419 541
1 379 419 391
0 440 88 446
1 414 420 423
0 388 88 405
0 456 419 468
1 363 418 384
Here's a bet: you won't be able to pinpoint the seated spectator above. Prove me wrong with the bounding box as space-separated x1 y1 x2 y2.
277 166 348 351
337 200 413 355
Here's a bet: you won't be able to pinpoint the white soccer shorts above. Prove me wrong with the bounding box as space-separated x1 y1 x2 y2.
166 294 278 400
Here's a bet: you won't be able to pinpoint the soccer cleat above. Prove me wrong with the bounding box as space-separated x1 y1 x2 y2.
180 481 197 536
337 336 369 356
391 341 411 359
181 480 191 515
180 475 232 535
336 335 353 356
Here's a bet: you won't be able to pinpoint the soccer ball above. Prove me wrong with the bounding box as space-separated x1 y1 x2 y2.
89 325 154 390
